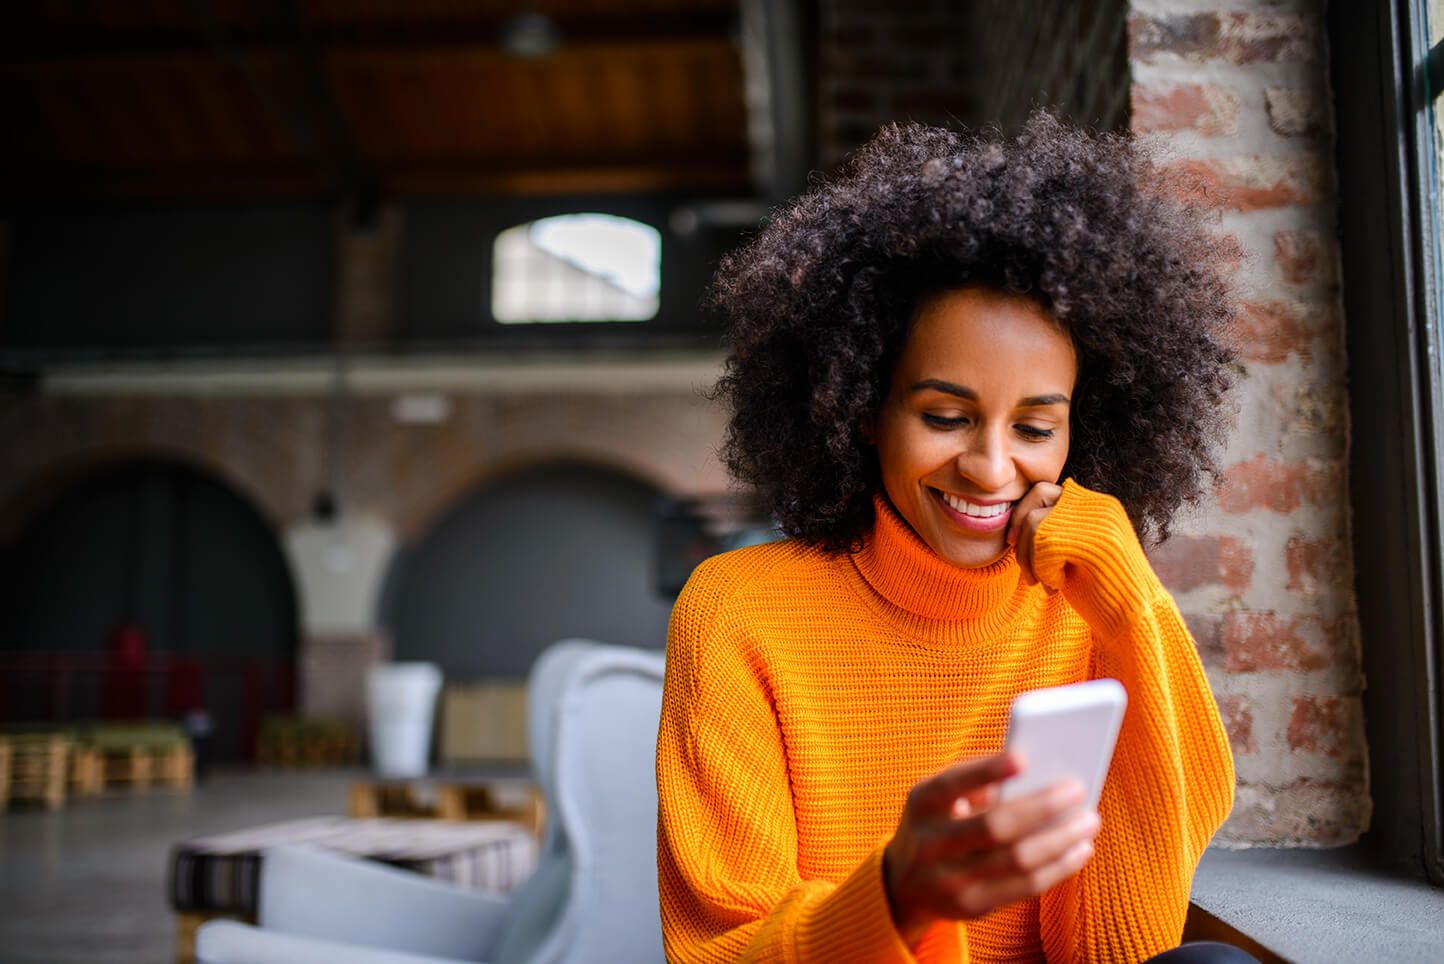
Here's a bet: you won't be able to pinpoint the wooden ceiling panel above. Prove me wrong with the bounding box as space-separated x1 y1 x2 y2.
0 0 266 53
596 57 652 152
326 40 744 163
693 50 748 148
7 53 307 168
300 0 736 29
0 0 751 200
498 63 558 158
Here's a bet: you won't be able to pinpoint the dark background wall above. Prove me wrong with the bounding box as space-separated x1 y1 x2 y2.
380 461 673 679
1 195 741 360
3 459 296 656
4 203 333 355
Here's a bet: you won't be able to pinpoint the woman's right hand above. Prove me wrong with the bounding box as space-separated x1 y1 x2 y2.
882 752 1101 946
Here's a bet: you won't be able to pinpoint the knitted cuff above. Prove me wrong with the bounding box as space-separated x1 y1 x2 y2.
1030 479 1160 640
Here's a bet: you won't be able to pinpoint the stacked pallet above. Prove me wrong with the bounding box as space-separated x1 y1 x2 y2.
84 723 193 790
0 723 193 809
255 715 356 766
0 721 192 808
349 777 544 838
5 734 69 809
69 744 105 796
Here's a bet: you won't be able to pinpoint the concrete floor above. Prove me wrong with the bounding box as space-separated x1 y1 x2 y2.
5 769 1442 963
1193 847 1444 963
0 767 359 964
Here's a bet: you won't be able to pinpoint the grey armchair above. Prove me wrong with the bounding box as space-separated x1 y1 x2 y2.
196 640 668 964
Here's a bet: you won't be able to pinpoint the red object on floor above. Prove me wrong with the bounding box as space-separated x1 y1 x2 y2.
166 656 207 716
103 623 149 719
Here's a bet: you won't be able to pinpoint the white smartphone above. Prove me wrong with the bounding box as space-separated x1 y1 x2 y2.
998 678 1127 812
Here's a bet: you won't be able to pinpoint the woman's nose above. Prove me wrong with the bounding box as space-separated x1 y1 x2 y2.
957 428 1014 491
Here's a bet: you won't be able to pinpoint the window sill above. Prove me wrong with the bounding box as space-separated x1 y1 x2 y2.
1187 846 1444 963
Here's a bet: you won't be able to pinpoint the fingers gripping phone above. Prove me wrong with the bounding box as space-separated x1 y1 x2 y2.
999 679 1127 811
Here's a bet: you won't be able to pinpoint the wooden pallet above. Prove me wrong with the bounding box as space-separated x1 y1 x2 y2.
103 746 153 787
256 734 356 766
69 745 105 796
255 715 356 767
174 910 254 964
101 743 193 789
151 743 194 789
0 739 10 812
348 779 544 837
8 735 69 810
255 726 356 767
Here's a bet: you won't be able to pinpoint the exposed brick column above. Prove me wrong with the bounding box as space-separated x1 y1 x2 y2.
334 204 402 345
818 1 980 167
1131 0 1367 845
817 0 1130 166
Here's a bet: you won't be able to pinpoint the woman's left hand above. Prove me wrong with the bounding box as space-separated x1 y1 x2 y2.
1007 481 1063 586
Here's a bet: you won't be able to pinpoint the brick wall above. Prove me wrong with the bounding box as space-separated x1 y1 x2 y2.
1130 0 1364 846
818 0 1365 845
0 390 731 544
818 0 1130 166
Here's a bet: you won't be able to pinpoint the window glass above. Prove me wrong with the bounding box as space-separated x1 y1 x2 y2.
1423 1 1444 843
491 213 661 324
1430 3 1444 270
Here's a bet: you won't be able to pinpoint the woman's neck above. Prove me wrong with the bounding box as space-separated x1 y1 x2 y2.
851 493 1026 627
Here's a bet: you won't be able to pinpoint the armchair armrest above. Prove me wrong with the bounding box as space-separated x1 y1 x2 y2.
196 920 477 964
258 845 510 961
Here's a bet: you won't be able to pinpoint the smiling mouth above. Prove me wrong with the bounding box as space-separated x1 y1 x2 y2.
931 488 1016 531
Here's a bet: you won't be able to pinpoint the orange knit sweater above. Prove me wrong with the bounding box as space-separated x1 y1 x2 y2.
656 480 1235 963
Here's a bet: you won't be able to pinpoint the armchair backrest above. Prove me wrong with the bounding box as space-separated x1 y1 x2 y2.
497 641 667 964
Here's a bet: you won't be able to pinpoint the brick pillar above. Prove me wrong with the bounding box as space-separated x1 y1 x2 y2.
334 204 402 346
1130 0 1368 845
284 514 398 749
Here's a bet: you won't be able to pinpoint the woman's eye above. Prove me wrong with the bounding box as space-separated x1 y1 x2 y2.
922 413 968 428
1015 424 1056 440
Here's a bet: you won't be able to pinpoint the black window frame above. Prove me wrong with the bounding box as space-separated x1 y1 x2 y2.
397 193 748 352
1330 0 1444 883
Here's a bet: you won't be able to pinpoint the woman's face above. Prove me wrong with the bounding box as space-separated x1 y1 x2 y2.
871 286 1077 568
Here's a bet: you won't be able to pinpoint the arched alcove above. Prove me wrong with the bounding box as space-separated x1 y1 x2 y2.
380 461 672 679
0 458 298 759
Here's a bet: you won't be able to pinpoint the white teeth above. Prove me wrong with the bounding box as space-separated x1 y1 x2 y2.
941 492 1011 518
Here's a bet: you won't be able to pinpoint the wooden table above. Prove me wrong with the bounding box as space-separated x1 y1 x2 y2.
348 775 544 837
169 815 537 963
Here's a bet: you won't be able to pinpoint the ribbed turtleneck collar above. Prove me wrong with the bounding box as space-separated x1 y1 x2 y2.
849 493 1030 643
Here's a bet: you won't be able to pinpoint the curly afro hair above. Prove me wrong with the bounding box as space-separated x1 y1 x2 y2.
712 112 1236 552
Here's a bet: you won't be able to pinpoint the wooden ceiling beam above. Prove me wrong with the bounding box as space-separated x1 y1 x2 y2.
6 40 735 76
0 165 336 202
0 9 737 62
380 161 749 196
0 156 749 202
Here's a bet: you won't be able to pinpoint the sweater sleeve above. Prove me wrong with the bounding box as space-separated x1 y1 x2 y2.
1029 480 1236 963
656 556 964 964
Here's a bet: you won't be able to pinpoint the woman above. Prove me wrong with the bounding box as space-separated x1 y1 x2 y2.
656 114 1242 963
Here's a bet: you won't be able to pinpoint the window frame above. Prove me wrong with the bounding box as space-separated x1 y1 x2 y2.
398 193 747 351
1329 0 1444 883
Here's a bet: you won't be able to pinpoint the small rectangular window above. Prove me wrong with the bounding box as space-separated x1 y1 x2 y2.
491 213 661 324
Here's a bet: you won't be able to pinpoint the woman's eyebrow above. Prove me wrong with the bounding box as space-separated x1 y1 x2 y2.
909 378 977 399
1018 393 1071 407
909 379 1070 407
